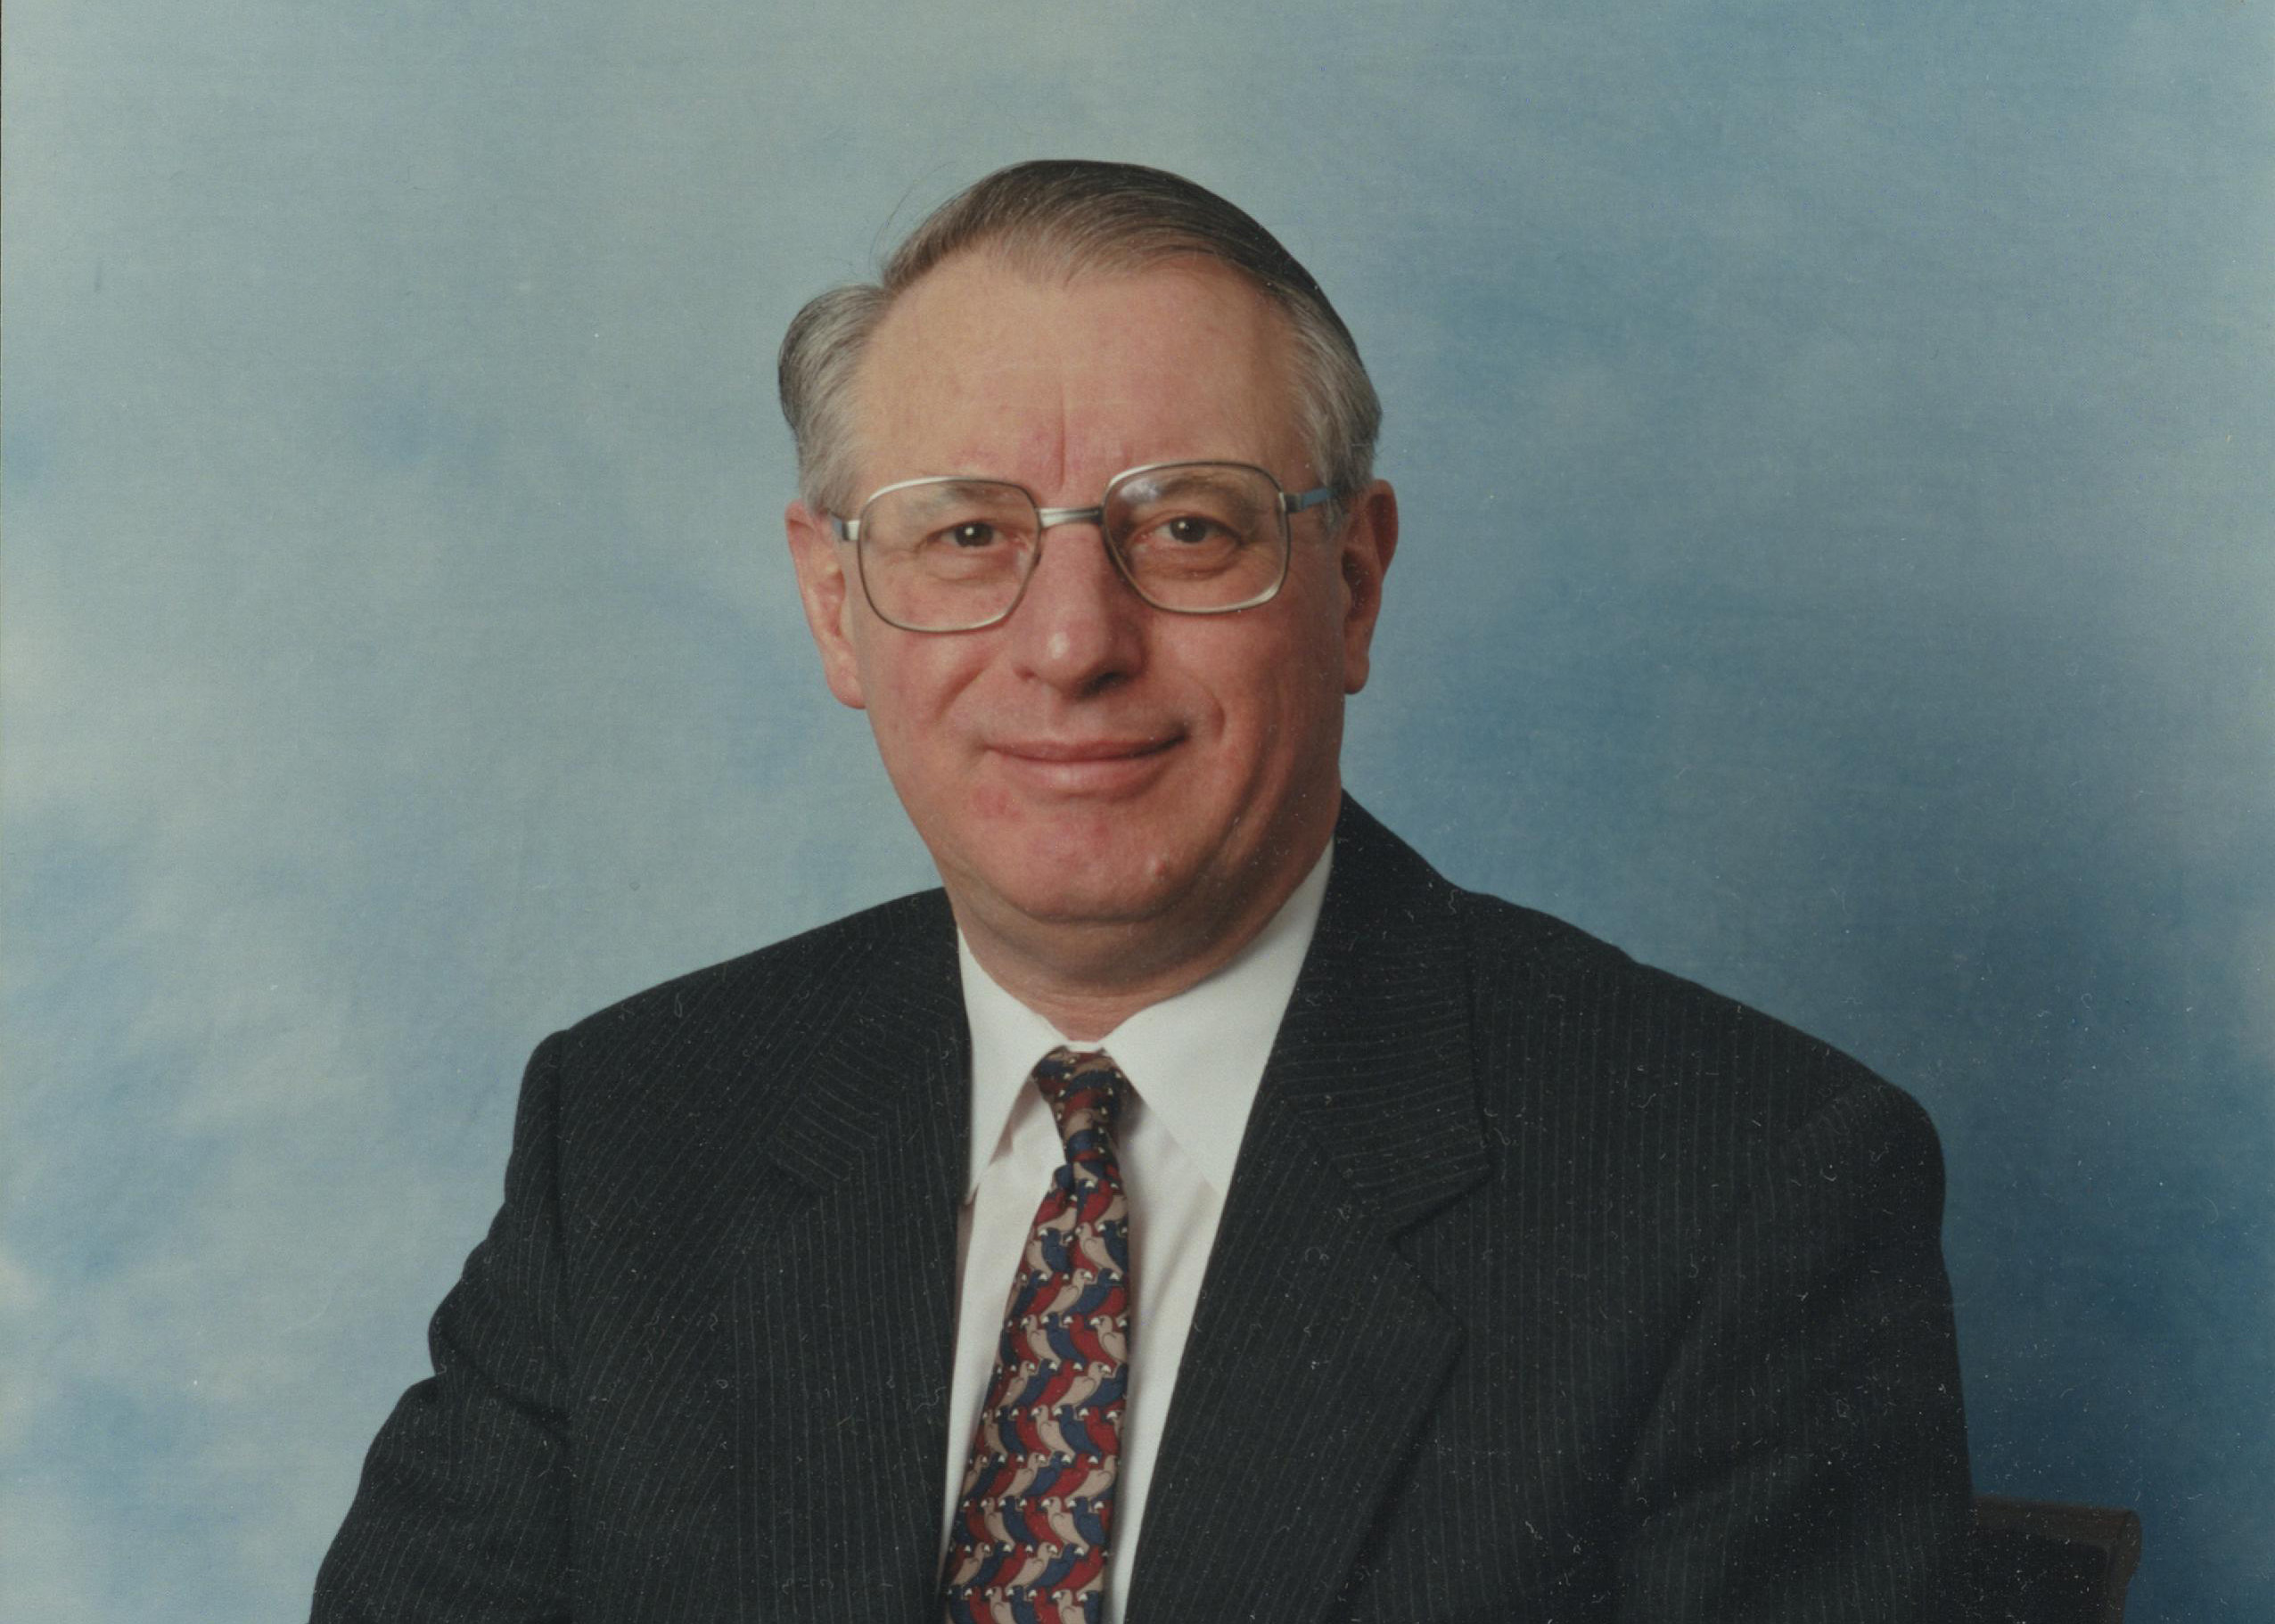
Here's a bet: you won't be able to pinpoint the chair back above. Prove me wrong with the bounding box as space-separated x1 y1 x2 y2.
1971 1495 2143 1624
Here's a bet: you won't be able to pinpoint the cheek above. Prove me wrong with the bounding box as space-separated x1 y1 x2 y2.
854 639 983 760
1189 629 1334 770
854 618 964 708
1254 633 1352 778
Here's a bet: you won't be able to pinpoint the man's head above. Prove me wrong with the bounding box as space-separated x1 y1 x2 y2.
780 161 1397 1031
779 160 1382 525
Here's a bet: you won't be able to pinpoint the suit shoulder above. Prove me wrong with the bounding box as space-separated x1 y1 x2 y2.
549 886 956 1083
1448 884 1926 1149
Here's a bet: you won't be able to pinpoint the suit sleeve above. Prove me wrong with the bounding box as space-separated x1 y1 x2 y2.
312 1033 578 1623
1614 1075 1974 1622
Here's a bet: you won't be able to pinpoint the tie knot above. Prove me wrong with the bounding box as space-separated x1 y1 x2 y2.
1031 1046 1127 1160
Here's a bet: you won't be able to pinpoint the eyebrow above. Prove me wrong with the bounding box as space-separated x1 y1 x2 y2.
896 478 1030 506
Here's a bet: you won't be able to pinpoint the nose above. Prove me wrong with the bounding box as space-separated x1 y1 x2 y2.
1002 520 1147 694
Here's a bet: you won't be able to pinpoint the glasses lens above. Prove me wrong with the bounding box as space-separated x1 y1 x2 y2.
857 480 1039 630
1105 464 1289 611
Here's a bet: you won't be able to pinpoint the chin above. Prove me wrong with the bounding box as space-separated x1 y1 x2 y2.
989 862 1190 932
959 828 1205 932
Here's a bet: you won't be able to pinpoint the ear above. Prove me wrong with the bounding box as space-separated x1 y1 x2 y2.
1335 480 1399 695
784 499 868 709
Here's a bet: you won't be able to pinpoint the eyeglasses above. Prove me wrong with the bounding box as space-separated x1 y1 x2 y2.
828 461 1334 633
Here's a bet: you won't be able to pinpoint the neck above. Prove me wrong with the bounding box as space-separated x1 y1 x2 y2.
949 828 1333 1042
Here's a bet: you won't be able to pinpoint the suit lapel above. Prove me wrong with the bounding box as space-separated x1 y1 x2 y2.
1127 800 1491 1624
713 894 971 1623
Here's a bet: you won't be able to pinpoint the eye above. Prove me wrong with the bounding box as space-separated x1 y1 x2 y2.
946 521 999 548
1161 514 1224 545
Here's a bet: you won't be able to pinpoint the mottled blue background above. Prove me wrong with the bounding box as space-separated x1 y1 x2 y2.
4 4 2269 1620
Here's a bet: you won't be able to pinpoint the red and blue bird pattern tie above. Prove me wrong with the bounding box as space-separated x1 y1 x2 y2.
942 1047 1131 1624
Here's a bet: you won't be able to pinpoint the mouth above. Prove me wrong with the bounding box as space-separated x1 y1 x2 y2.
988 732 1186 794
995 734 1182 763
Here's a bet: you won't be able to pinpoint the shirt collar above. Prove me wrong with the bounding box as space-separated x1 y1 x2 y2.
957 841 1334 1200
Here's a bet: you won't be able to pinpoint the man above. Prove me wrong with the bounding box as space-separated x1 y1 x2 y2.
315 160 1971 1622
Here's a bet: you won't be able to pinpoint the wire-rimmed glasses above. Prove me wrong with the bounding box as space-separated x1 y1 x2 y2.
828 461 1334 633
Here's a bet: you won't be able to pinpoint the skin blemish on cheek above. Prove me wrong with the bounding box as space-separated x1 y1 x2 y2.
970 781 1026 825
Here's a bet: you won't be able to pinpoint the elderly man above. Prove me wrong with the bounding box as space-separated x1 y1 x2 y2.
315 160 1971 1623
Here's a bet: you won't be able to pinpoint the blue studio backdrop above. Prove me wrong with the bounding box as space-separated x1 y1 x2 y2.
3 4 2269 1620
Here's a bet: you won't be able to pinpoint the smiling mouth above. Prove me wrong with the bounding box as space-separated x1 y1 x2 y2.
989 733 1186 792
995 734 1183 764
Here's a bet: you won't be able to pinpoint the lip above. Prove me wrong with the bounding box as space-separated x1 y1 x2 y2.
988 732 1185 794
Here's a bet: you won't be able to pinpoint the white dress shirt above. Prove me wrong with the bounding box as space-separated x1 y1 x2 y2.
943 844 1333 1621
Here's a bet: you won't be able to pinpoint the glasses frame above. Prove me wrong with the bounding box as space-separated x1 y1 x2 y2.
828 459 1335 634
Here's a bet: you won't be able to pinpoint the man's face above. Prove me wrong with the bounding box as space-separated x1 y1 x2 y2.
786 251 1396 977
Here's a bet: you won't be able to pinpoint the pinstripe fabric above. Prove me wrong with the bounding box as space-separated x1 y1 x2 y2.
315 892 969 1623
313 800 1969 1623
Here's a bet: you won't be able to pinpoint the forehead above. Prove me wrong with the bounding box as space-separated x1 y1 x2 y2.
846 251 1308 497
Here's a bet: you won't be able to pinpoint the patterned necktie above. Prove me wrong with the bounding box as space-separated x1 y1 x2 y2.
943 1047 1132 1624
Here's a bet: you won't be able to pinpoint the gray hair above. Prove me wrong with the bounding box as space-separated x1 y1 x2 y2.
777 160 1382 521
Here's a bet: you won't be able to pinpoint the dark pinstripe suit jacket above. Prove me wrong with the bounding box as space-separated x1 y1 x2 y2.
315 800 1971 1622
